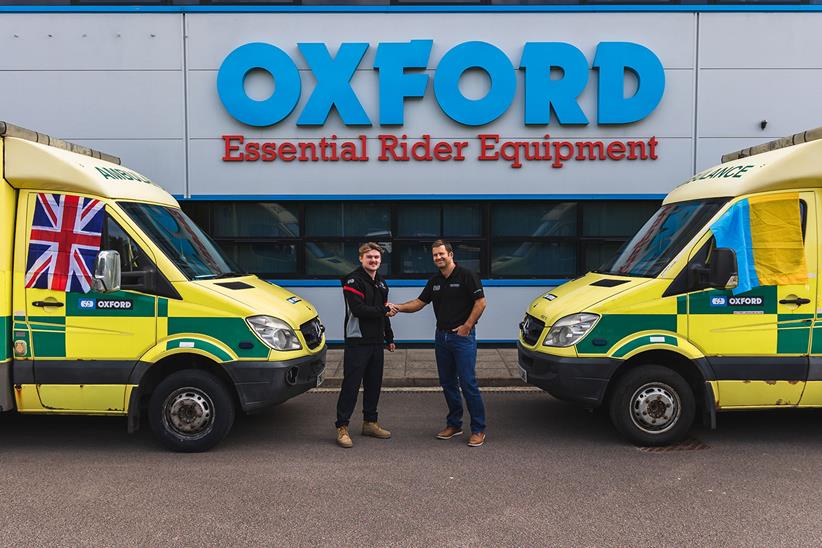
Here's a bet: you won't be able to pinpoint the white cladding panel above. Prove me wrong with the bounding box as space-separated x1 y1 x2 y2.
699 13 822 69
0 14 182 70
185 13 696 70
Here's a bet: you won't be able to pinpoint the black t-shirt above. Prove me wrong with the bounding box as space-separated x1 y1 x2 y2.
418 264 485 330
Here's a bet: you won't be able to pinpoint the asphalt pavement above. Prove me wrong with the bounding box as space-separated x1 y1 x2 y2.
2 389 822 547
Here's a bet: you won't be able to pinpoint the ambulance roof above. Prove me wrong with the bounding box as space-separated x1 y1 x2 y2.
665 137 822 205
2 135 177 208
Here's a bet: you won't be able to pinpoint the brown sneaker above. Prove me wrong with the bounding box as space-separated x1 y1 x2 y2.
362 421 391 439
467 432 486 447
336 426 353 448
436 426 463 440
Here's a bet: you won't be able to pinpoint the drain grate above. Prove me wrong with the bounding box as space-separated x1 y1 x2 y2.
637 437 709 452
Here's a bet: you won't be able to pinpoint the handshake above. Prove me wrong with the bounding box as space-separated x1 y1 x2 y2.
385 302 401 317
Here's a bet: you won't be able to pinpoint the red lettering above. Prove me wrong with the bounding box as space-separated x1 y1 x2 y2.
411 135 433 161
222 135 244 161
478 134 500 161
262 142 277 162
575 141 605 161
551 141 574 168
378 134 407 161
452 141 468 161
298 142 318 162
433 141 453 161
245 141 260 162
279 142 296 162
500 141 523 169
648 136 659 160
606 141 626 161
626 140 646 160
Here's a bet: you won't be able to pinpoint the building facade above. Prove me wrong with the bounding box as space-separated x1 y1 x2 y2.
3 5 822 342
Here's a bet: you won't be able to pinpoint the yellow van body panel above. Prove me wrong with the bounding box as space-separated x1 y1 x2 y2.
2 128 326 419
520 151 822 416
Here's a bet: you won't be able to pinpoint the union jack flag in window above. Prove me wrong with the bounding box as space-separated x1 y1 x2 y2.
24 193 105 293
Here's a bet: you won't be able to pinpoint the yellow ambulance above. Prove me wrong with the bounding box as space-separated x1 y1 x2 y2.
518 127 822 446
0 122 326 452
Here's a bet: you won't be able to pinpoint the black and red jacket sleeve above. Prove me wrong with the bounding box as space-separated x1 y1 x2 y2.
342 279 389 319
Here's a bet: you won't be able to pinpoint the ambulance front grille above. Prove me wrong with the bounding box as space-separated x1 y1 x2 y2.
300 317 325 350
520 314 545 346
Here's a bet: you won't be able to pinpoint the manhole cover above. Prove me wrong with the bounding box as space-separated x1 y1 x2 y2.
637 437 708 452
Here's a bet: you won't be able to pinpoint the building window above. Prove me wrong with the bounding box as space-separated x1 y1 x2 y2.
181 199 660 279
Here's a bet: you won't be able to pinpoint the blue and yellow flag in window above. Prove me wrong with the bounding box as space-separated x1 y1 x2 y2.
710 193 807 295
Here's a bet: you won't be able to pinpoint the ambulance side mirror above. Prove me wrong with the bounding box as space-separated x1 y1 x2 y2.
709 247 738 290
93 250 121 293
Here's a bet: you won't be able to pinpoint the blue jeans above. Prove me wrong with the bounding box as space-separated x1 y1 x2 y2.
434 328 486 434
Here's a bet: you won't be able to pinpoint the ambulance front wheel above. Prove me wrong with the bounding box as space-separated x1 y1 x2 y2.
149 369 236 452
608 365 695 447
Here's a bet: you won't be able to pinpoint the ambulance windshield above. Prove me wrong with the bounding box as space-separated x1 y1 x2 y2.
594 198 727 278
120 202 243 280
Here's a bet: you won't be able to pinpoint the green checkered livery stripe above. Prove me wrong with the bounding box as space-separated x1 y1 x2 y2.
167 318 268 359
687 286 777 315
613 334 678 359
158 298 168 318
677 296 687 314
0 316 10 361
166 339 232 362
65 291 156 317
24 317 66 358
577 314 678 355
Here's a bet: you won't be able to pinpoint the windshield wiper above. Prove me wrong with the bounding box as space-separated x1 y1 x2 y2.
213 271 246 279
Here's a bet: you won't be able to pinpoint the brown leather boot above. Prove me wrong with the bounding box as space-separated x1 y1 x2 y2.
362 421 391 439
436 426 463 440
467 432 486 447
336 426 353 448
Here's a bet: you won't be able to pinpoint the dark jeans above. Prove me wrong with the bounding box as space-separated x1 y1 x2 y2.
335 344 385 428
434 328 486 434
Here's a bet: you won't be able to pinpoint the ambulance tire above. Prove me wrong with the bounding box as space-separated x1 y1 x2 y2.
149 369 236 453
608 365 695 447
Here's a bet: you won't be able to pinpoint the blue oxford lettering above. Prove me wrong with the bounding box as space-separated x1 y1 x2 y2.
216 40 665 128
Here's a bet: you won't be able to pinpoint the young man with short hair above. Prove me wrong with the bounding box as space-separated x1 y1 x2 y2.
335 242 396 448
391 240 488 447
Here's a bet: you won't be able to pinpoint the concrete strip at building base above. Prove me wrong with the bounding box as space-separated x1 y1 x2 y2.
320 347 526 387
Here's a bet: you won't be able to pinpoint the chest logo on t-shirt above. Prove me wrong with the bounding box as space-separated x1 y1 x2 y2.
433 285 441 291
449 283 460 288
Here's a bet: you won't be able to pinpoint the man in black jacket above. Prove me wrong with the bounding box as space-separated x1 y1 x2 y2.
335 242 396 448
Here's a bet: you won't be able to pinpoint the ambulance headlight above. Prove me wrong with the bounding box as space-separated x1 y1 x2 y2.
543 313 600 347
247 315 302 351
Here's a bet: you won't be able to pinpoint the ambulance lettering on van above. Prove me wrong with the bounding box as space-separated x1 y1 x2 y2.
517 124 822 447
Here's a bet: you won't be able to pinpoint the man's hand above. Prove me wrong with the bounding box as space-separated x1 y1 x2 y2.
452 324 472 337
386 343 396 352
385 302 398 317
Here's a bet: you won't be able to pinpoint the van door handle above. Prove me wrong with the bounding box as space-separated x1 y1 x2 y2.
779 298 811 306
32 301 64 308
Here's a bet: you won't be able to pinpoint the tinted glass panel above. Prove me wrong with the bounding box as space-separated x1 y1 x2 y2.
398 206 440 237
584 241 625 272
443 204 482 236
213 203 300 238
492 242 576 276
397 242 481 275
306 204 391 238
306 242 391 276
492 203 577 237
582 201 659 237
103 216 152 273
220 242 297 275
